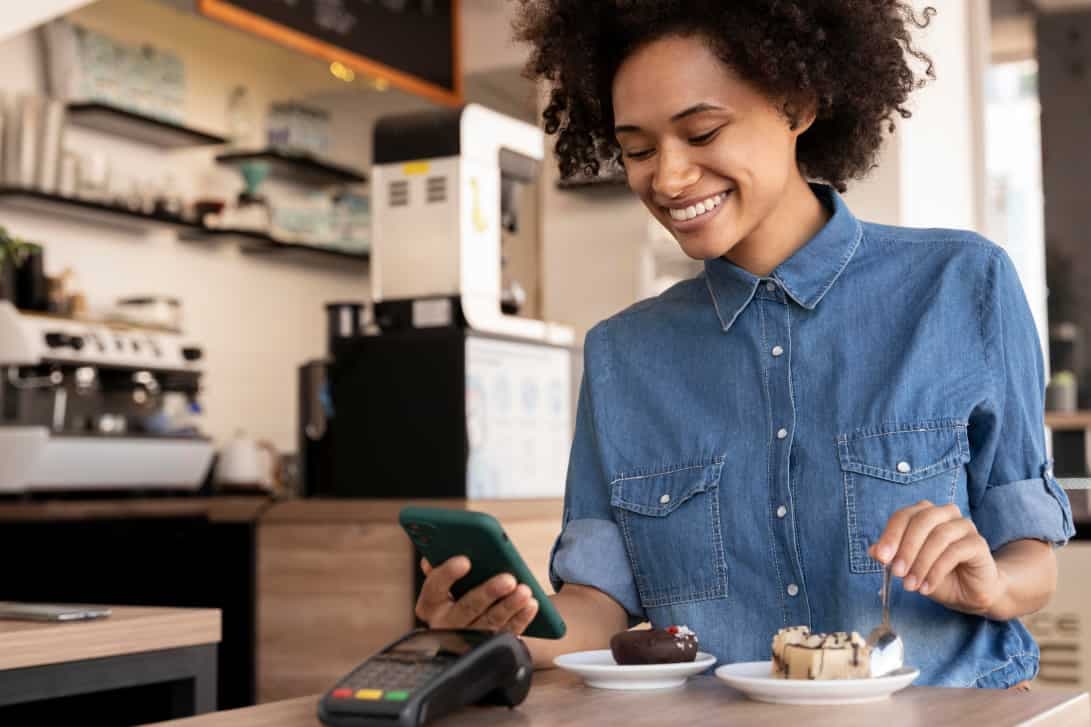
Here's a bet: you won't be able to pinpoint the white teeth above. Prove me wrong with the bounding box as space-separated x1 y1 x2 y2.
668 192 727 221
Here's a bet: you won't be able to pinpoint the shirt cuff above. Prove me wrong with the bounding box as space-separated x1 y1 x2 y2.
549 517 646 623
973 466 1076 551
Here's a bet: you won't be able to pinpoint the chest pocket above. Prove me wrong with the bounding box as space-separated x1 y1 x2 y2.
610 458 728 608
838 420 970 574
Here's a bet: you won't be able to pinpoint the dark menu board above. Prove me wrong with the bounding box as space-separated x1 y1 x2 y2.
199 0 460 106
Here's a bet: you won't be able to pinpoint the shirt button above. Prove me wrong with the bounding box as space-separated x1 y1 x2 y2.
896 461 911 474
776 428 788 440
765 281 776 292
776 505 787 518
771 345 784 357
659 494 671 504
787 584 799 597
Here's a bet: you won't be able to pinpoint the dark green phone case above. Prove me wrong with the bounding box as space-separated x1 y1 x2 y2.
399 506 567 640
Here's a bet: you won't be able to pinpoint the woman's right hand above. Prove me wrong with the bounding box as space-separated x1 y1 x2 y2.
414 556 540 634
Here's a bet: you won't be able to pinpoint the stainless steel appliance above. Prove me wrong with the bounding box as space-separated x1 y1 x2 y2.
0 301 213 492
300 105 574 500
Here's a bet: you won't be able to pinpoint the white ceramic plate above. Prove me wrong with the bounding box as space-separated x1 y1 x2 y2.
714 661 920 705
554 650 717 690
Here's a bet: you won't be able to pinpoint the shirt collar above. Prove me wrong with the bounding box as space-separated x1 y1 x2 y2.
703 183 863 332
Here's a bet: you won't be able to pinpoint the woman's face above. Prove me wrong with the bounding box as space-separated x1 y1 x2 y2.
612 34 810 260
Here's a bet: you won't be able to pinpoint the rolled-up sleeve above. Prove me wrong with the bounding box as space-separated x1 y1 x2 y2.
967 249 1075 551
549 340 645 623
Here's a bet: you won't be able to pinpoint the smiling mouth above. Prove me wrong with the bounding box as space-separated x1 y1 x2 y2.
664 190 732 225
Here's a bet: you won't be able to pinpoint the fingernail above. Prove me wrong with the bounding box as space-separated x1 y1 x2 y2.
920 581 931 595
904 574 919 591
877 545 893 562
526 599 538 612
892 559 907 577
490 576 515 596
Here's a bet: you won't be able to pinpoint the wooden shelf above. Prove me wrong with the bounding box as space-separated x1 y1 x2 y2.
0 187 203 234
555 159 628 190
0 188 367 268
216 149 367 187
556 173 628 190
195 228 369 265
66 103 227 149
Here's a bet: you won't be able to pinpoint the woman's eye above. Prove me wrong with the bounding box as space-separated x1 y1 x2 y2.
689 126 724 145
624 148 654 161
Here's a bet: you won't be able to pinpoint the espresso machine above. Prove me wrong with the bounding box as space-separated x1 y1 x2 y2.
0 301 213 493
300 104 575 500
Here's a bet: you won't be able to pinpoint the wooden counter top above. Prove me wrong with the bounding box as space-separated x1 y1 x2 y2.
261 498 563 524
0 496 562 525
1046 411 1091 431
148 668 1089 727
0 496 271 522
0 605 221 671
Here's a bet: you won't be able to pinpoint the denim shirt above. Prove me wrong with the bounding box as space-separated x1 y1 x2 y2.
549 184 1075 688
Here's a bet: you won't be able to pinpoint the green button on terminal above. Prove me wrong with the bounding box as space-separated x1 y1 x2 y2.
384 690 410 701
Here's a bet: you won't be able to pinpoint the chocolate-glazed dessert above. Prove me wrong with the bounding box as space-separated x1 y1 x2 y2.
610 625 699 665
771 626 870 679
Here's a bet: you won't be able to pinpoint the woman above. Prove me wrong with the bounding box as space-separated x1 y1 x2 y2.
415 1 1074 688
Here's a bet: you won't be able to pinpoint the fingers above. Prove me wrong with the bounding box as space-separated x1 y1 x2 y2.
888 503 962 580
869 500 961 573
420 558 432 576
505 598 540 635
920 533 990 598
902 518 977 592
468 583 534 632
447 573 518 626
869 500 935 565
415 556 470 623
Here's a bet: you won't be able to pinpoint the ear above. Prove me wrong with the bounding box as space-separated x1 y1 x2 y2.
787 95 818 137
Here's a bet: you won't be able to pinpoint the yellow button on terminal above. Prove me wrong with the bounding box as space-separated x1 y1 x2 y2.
354 689 383 700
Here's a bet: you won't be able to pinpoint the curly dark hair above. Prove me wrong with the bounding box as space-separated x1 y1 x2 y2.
514 1 936 192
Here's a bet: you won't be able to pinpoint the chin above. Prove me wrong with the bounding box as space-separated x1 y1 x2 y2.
652 206 739 259
671 229 740 261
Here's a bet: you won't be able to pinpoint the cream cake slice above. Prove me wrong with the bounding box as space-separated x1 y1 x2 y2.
771 626 871 680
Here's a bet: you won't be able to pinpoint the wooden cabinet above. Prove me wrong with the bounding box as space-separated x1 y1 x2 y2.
255 498 562 703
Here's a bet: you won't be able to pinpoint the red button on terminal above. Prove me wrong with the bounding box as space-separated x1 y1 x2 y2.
332 688 353 699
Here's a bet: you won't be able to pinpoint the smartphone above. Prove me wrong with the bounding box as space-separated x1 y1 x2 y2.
398 506 566 640
0 602 112 622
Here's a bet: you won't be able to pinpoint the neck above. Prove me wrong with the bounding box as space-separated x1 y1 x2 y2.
725 174 830 277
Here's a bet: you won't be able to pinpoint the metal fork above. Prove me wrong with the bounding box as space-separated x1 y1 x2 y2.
866 563 905 677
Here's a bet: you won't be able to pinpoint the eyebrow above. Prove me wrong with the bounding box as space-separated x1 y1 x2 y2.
614 103 727 134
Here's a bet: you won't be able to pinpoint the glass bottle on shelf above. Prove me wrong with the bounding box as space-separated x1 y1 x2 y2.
225 85 255 149
232 160 271 232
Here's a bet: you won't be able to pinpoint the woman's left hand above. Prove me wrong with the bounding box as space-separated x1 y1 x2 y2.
869 500 1007 616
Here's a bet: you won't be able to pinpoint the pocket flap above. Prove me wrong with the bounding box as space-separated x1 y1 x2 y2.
610 459 724 516
837 422 969 484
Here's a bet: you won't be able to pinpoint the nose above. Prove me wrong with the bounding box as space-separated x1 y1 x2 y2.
651 144 700 200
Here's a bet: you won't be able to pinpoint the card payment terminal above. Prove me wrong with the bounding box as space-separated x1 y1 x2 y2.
317 629 533 727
